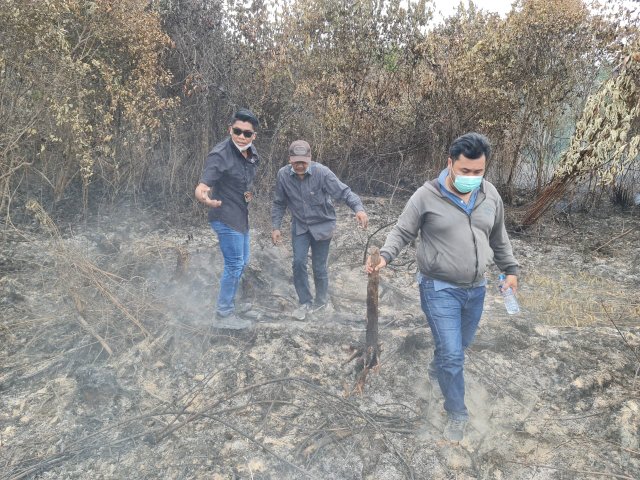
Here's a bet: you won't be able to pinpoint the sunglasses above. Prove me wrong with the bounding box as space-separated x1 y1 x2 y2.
231 127 255 138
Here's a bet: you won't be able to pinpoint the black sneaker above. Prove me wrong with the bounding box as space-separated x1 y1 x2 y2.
443 417 467 442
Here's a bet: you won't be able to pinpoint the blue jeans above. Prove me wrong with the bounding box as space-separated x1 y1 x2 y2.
292 231 330 306
418 276 486 420
211 221 250 316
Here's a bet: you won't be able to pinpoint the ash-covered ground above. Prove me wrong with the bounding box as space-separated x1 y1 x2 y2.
1 196 639 479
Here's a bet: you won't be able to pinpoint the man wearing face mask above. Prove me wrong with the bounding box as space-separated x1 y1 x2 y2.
272 140 369 320
366 132 519 442
195 108 260 329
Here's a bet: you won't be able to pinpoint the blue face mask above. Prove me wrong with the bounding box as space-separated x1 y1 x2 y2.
451 169 483 193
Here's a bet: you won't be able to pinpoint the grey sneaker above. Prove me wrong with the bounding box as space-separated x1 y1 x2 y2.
312 303 327 314
213 312 252 330
292 303 313 321
443 417 467 442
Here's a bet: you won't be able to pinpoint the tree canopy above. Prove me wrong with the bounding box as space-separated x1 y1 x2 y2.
1 0 638 222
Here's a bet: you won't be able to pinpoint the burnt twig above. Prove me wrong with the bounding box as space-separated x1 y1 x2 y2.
362 221 396 265
593 226 638 252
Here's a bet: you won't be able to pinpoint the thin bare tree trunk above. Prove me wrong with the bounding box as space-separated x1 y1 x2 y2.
364 248 380 369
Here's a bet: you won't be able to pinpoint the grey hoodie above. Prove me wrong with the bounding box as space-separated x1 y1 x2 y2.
380 178 519 287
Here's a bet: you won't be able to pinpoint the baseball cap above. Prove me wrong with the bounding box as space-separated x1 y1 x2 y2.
289 140 311 163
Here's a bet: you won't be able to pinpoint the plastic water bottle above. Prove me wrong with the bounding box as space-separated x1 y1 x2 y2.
498 273 520 315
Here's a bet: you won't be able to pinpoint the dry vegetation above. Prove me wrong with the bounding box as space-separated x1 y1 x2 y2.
1 0 639 220
521 271 640 327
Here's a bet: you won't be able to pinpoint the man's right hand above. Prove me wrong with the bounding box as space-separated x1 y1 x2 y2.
195 182 222 208
365 255 387 274
271 229 282 245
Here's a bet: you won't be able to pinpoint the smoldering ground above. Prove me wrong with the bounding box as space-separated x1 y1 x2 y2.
1 198 639 479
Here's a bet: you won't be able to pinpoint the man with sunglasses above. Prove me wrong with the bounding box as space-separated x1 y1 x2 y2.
271 140 369 321
195 108 260 329
366 132 519 442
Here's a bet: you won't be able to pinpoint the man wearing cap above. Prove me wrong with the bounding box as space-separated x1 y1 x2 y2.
272 140 369 320
195 108 260 329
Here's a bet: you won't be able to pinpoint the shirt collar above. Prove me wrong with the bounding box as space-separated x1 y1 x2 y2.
288 163 313 176
246 144 258 164
437 168 481 213
228 137 258 164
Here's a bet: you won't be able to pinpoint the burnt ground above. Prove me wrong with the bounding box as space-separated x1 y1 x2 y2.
0 195 639 480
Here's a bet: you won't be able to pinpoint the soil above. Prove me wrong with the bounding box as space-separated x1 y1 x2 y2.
1 196 639 480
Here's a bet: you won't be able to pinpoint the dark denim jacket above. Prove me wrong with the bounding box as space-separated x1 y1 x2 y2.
200 138 259 233
271 162 364 241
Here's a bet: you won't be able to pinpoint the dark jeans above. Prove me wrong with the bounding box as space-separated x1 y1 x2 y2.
418 275 486 420
292 231 330 306
211 221 250 316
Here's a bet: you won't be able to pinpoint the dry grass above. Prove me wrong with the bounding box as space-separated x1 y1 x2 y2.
519 271 640 327
22 199 191 351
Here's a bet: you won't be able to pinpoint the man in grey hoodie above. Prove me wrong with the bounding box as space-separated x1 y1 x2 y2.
366 132 519 442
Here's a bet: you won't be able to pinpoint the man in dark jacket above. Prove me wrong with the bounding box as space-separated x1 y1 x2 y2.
272 140 368 320
195 108 260 329
367 132 519 442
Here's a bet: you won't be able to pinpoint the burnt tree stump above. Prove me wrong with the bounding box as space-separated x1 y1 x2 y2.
346 247 382 394
364 248 381 369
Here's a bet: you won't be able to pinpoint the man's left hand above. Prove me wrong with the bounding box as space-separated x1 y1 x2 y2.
503 274 518 293
355 211 368 229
